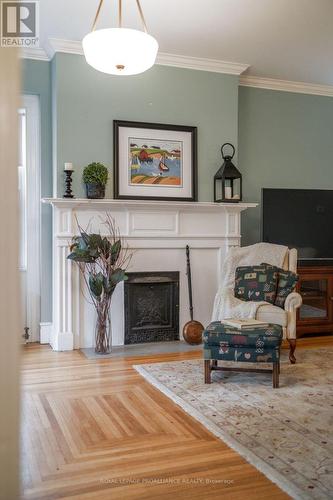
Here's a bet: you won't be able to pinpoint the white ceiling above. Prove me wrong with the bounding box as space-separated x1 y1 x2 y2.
39 0 333 85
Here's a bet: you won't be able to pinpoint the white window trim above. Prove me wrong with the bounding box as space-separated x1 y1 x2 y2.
18 108 27 272
22 94 41 342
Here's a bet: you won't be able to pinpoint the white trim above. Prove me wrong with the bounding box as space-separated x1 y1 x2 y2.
53 332 74 351
23 95 41 342
40 322 53 344
156 52 249 75
21 38 333 97
46 38 249 75
21 38 333 96
240 75 333 97
46 38 82 59
45 199 256 350
42 198 257 211
20 47 49 61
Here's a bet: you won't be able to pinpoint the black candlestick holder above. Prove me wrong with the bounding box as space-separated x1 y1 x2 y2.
63 170 74 198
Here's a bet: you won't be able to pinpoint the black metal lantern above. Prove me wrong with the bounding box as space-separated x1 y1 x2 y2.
214 143 242 203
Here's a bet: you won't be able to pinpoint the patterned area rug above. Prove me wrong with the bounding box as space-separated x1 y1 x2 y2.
134 348 333 500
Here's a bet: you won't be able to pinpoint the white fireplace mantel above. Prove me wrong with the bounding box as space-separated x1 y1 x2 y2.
44 198 257 210
43 198 257 350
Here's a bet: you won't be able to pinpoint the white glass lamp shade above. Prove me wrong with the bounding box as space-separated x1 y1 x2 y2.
82 28 159 76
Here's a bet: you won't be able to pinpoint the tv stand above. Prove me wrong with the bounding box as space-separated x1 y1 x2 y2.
297 264 333 337
298 259 333 267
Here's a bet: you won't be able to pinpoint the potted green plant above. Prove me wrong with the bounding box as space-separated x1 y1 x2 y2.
67 214 132 354
83 162 108 199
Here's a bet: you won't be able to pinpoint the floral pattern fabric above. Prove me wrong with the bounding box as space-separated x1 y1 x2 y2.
204 345 280 362
234 265 278 304
261 262 299 308
203 321 282 347
203 322 282 363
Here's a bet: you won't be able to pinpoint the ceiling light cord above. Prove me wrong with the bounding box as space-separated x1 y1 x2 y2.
91 0 105 32
136 0 148 33
91 0 149 33
118 0 122 28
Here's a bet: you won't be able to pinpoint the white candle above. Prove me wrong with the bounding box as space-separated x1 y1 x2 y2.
225 186 232 199
64 162 73 171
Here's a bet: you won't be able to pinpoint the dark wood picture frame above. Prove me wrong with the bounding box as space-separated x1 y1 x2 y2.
113 120 198 201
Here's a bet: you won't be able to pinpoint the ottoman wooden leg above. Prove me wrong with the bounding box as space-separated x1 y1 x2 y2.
272 362 279 389
288 339 296 364
204 360 211 384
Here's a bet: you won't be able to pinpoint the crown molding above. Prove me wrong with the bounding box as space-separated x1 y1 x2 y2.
240 75 333 97
20 47 49 61
46 38 82 59
46 38 249 75
155 52 249 75
21 39 333 96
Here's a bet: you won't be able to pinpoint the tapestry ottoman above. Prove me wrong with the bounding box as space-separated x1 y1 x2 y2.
203 322 283 388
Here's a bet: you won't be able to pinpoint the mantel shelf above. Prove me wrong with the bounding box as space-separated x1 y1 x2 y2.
43 198 258 212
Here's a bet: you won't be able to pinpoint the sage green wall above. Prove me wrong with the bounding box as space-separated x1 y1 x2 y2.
24 54 333 324
239 86 333 245
22 59 52 322
23 54 239 325
52 53 239 199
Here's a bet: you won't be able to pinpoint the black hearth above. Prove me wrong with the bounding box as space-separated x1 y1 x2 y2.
124 272 179 344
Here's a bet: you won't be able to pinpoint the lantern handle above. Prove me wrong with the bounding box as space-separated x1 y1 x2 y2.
221 143 235 160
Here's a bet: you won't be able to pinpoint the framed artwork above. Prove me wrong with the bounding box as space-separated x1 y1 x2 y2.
113 120 197 201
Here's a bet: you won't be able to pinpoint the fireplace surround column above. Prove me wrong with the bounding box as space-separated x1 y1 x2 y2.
51 207 74 350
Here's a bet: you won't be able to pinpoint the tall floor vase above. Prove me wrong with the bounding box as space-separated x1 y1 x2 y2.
95 301 112 354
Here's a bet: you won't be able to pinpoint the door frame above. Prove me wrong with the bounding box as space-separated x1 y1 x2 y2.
0 45 21 500
21 94 41 342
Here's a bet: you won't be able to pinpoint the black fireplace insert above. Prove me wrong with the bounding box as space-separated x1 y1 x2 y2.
124 271 179 344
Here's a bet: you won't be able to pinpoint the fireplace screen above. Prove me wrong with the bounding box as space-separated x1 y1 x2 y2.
124 272 179 344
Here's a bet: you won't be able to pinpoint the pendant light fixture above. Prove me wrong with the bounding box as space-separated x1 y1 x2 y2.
82 0 159 76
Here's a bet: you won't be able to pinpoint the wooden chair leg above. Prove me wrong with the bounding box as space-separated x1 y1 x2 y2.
276 363 279 388
272 362 279 388
288 339 296 364
204 360 211 384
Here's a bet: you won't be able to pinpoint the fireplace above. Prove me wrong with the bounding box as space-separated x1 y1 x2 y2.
124 272 179 344
44 198 256 350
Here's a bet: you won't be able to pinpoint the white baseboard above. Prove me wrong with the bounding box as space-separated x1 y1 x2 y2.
40 322 52 344
52 332 74 351
40 324 74 351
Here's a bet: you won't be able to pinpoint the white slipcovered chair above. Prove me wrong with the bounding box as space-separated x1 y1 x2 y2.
255 248 302 363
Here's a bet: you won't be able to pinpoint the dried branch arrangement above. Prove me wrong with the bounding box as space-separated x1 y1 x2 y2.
68 213 132 353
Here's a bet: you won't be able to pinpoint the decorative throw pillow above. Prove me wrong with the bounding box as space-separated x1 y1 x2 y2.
261 263 299 308
234 265 278 304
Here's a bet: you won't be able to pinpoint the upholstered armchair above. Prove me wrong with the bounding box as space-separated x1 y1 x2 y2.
255 248 302 363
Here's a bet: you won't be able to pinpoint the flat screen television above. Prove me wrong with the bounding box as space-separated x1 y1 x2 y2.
262 188 333 262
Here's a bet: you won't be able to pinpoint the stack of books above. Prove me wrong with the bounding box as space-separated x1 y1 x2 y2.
221 318 269 330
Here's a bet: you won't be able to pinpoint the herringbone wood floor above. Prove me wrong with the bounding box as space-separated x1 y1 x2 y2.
21 339 332 499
